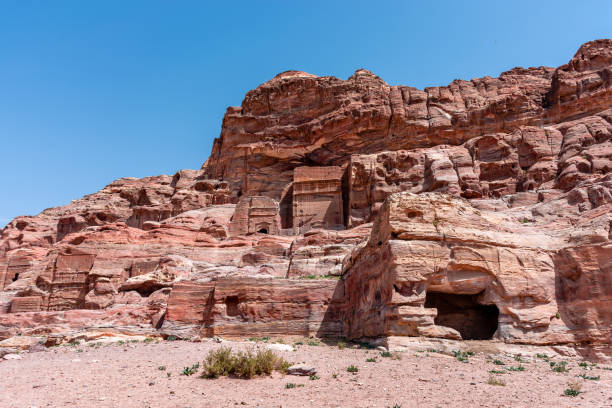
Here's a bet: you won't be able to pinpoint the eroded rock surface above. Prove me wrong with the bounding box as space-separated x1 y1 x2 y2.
0 40 610 359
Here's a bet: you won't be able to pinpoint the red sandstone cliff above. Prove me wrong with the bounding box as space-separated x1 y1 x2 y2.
0 40 610 359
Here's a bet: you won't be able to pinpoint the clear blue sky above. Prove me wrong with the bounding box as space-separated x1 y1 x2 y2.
1 1 611 227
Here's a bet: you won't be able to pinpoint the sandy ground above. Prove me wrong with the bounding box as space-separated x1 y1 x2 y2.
0 338 610 408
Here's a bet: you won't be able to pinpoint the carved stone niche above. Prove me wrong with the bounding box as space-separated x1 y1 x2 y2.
292 166 344 234
57 215 88 242
228 196 281 237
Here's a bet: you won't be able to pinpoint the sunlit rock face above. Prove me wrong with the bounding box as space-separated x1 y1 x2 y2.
342 192 610 348
0 40 610 359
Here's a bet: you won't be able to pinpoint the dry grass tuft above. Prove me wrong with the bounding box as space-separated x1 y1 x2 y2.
201 346 291 379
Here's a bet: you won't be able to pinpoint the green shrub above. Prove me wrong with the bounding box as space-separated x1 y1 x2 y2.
309 374 320 380
577 374 600 381
380 351 392 358
489 370 505 374
347 365 359 373
492 359 505 365
201 347 291 379
505 365 525 372
551 361 569 373
366 357 377 362
452 350 472 362
181 363 199 376
564 381 582 397
202 347 234 378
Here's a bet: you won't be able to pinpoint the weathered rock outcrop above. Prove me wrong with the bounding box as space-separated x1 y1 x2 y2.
0 40 610 358
343 189 610 350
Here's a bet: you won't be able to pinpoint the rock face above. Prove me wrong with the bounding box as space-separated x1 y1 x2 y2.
343 190 610 347
0 40 611 359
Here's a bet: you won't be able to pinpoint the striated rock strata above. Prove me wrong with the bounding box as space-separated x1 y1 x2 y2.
0 40 611 359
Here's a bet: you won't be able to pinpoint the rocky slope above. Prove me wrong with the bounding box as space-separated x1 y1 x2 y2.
0 40 610 360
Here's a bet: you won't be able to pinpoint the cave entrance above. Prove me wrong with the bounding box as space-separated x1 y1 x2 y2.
424 291 498 340
225 296 240 316
255 222 270 235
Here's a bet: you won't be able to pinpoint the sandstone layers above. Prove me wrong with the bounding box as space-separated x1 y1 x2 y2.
1 40 610 359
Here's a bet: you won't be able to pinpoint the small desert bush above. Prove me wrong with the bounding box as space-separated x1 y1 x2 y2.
366 357 377 362
577 373 600 381
452 350 473 362
181 362 199 376
201 347 291 379
487 375 506 386
492 359 505 365
347 365 359 373
380 351 392 358
564 381 582 397
551 361 569 373
578 361 597 369
505 365 525 372
337 340 347 350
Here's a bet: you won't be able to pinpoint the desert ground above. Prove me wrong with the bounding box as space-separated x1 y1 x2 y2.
0 337 610 408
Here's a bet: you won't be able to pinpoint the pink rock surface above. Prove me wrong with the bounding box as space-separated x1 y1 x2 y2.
0 40 610 359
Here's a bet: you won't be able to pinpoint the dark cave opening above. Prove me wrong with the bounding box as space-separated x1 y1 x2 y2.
424 291 499 340
257 228 268 234
225 296 240 316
